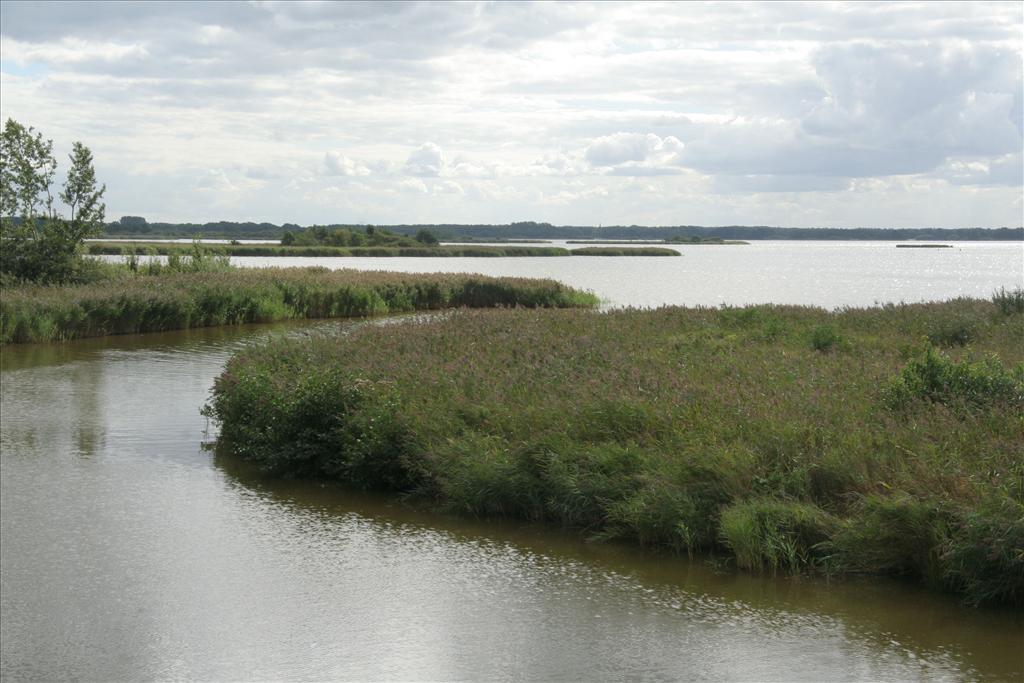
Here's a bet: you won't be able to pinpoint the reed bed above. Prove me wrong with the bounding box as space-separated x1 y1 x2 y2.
206 296 1024 606
0 268 599 343
87 242 682 258
567 247 681 256
87 242 572 257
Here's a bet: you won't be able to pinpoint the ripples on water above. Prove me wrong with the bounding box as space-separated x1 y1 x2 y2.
2 275 1023 680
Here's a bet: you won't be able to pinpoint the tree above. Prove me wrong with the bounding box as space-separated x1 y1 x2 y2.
60 141 106 242
415 228 439 245
0 119 57 229
0 118 106 283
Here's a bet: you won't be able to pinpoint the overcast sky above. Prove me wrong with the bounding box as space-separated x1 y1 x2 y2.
1 1 1021 227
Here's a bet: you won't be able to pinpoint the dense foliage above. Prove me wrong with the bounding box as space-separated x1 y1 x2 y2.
0 268 598 343
207 295 1024 606
102 217 1024 242
1 120 106 284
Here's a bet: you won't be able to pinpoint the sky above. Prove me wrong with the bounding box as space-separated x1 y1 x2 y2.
1 1 1021 228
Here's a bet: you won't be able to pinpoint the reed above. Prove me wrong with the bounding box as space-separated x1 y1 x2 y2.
206 297 1024 606
0 268 599 343
568 247 680 256
87 242 573 257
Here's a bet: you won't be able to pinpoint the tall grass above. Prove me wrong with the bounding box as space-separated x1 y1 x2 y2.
568 247 681 256
206 298 1024 606
87 242 574 257
992 286 1024 316
0 268 598 343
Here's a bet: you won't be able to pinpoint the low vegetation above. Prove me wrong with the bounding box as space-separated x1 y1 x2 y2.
0 267 599 343
567 237 747 245
567 247 680 256
86 242 681 258
206 293 1024 606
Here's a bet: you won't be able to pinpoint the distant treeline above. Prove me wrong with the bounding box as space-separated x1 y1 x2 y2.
102 216 1024 241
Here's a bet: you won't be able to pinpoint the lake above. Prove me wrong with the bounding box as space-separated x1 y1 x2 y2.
227 240 1024 308
4 242 1023 680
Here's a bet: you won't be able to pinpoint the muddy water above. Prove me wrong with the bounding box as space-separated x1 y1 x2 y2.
2 323 1021 681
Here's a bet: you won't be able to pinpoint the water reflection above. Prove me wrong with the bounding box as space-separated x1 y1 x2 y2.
216 450 1023 681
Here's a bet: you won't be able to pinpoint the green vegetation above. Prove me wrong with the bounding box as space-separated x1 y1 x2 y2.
87 242 681 258
0 268 599 343
87 241 572 258
206 293 1024 606
896 244 953 248
1 119 106 284
992 286 1024 316
568 247 681 256
567 237 747 245
280 224 418 248
102 217 1024 242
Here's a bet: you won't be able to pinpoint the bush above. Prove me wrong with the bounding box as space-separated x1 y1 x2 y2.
809 324 842 352
926 317 978 347
885 346 1024 409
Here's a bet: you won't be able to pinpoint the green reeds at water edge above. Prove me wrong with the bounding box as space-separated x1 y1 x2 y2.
86 242 680 258
0 268 599 343
206 294 1024 607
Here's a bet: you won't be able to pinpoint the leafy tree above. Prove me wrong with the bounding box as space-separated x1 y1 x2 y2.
60 141 106 240
0 119 57 226
415 228 439 245
0 118 106 283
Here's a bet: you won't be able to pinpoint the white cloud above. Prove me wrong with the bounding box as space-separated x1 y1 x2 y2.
323 151 370 177
0 1 1019 226
195 168 234 191
404 142 445 177
397 177 428 194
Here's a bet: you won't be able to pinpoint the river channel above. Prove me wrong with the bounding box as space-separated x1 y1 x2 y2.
2 318 1021 681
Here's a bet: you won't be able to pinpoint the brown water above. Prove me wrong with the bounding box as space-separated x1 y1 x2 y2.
2 323 1022 681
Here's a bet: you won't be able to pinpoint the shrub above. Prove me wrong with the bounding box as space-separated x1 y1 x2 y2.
809 324 842 352
926 317 978 347
885 346 1024 410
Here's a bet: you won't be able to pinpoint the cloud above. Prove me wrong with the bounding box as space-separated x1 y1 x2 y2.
323 151 370 177
397 177 428 194
933 154 1024 187
404 142 445 177
194 168 233 191
0 1 1019 227
584 133 684 175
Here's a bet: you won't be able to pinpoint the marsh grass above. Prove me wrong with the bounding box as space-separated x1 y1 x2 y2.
567 247 680 256
992 286 1024 316
0 268 598 343
206 299 1024 605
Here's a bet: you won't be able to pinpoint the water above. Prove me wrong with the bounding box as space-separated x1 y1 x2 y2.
220 240 1024 308
2 322 1022 681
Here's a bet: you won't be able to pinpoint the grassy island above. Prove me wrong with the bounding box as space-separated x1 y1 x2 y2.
206 293 1024 606
86 242 680 258
567 238 747 245
0 267 598 343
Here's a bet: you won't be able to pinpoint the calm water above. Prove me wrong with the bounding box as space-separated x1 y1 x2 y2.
2 322 1022 681
225 240 1024 308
